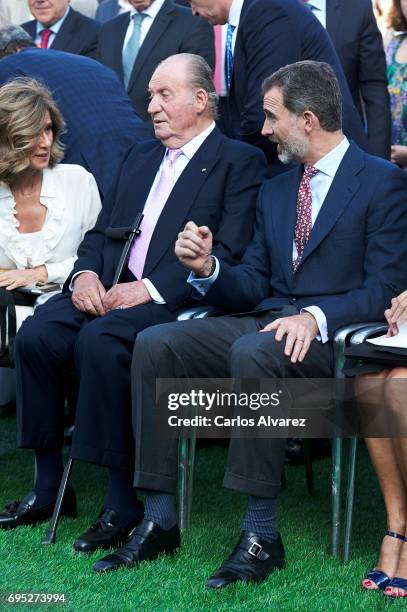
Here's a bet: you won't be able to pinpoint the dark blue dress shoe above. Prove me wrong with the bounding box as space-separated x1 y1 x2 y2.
92 519 180 573
73 508 143 553
206 532 285 589
0 487 76 529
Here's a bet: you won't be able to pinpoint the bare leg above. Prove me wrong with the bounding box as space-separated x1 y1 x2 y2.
357 371 407 589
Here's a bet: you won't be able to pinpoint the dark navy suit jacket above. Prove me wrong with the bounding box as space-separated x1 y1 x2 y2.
326 0 391 159
204 142 407 337
225 0 368 168
68 127 268 311
0 48 150 197
97 0 215 121
22 7 100 59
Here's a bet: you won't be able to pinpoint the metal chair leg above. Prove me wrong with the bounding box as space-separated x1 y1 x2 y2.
343 437 358 562
331 438 342 557
178 434 196 531
303 439 314 494
42 458 74 545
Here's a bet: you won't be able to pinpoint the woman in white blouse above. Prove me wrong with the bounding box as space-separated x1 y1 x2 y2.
0 77 101 401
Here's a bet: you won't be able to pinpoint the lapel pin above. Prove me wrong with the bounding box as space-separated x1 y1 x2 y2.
201 168 207 172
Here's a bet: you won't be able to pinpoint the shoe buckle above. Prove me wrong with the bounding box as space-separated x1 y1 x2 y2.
247 542 263 559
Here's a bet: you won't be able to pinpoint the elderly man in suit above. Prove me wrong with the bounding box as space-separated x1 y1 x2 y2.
22 0 100 58
0 54 268 559
304 0 391 159
0 26 150 196
102 61 407 585
97 0 214 121
189 0 368 173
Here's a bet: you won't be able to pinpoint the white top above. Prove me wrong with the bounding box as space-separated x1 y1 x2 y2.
123 0 166 52
0 164 101 285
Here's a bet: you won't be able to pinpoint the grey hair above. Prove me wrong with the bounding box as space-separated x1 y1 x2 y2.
262 61 342 132
159 53 219 118
0 26 35 59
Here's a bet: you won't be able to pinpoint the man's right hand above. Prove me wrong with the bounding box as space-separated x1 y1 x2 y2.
175 221 214 277
71 272 107 316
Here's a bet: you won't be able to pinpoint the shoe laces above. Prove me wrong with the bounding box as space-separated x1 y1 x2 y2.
91 518 115 533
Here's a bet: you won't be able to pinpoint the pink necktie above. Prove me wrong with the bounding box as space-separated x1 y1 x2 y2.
213 25 223 94
40 29 52 49
293 165 318 272
128 148 183 280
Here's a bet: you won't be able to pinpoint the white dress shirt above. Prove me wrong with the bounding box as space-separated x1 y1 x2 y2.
72 122 216 303
189 137 350 343
34 5 70 47
122 0 166 53
304 0 326 28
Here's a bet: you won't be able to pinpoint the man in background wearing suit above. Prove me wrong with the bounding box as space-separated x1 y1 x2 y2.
97 0 214 121
113 61 407 586
22 0 100 58
189 0 368 173
0 26 150 196
304 0 391 159
0 55 268 562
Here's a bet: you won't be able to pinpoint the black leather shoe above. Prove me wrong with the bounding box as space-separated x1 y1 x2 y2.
92 519 180 573
206 531 285 589
0 487 77 529
73 508 143 553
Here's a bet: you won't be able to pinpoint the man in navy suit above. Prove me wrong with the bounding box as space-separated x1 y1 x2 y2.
97 0 214 121
0 55 267 555
111 61 407 585
305 0 391 160
0 27 150 197
22 0 100 58
189 0 368 172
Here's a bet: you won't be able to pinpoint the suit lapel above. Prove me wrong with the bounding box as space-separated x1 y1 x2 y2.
299 143 364 267
50 7 77 51
128 0 174 92
272 166 302 288
110 14 130 80
143 128 222 276
325 0 340 48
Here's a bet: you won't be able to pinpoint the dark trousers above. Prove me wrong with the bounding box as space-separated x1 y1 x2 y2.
15 292 178 470
132 308 334 498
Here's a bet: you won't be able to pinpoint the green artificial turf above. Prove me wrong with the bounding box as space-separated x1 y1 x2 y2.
0 413 405 611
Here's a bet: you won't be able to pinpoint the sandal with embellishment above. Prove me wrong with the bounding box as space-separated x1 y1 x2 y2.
384 576 407 598
362 531 406 591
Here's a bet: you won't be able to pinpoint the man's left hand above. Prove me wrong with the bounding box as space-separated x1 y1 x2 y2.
260 312 319 363
102 281 152 311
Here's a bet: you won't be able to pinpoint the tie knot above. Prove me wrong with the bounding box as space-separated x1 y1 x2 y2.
303 165 318 181
132 12 147 25
167 148 182 164
227 23 236 35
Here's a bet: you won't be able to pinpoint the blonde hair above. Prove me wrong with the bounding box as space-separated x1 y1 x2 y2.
0 77 65 185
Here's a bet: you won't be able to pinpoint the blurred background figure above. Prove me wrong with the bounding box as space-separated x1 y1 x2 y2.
303 0 391 159
0 77 101 405
21 0 100 58
96 0 132 21
386 0 407 170
0 0 98 25
0 26 150 197
374 0 394 41
96 0 214 122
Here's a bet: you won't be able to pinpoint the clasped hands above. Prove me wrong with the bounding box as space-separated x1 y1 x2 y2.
71 272 151 316
175 221 319 363
386 290 407 336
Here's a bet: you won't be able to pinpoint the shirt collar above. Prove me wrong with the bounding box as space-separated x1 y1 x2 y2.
130 0 166 20
306 0 326 11
312 137 350 178
36 5 70 35
228 0 244 28
167 122 216 162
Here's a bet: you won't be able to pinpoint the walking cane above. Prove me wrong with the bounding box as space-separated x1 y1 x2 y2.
43 213 144 544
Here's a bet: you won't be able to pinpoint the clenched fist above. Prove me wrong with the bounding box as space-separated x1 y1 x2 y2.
175 221 214 277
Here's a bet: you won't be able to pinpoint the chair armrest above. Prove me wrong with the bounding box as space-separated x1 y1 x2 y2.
176 305 222 321
350 324 388 345
333 322 385 378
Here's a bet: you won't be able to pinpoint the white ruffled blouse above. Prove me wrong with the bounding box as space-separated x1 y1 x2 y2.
0 164 102 285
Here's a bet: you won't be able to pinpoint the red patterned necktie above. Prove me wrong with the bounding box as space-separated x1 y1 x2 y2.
293 165 318 272
40 29 53 49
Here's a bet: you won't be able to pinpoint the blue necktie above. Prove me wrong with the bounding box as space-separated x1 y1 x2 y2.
122 13 146 89
225 23 236 90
